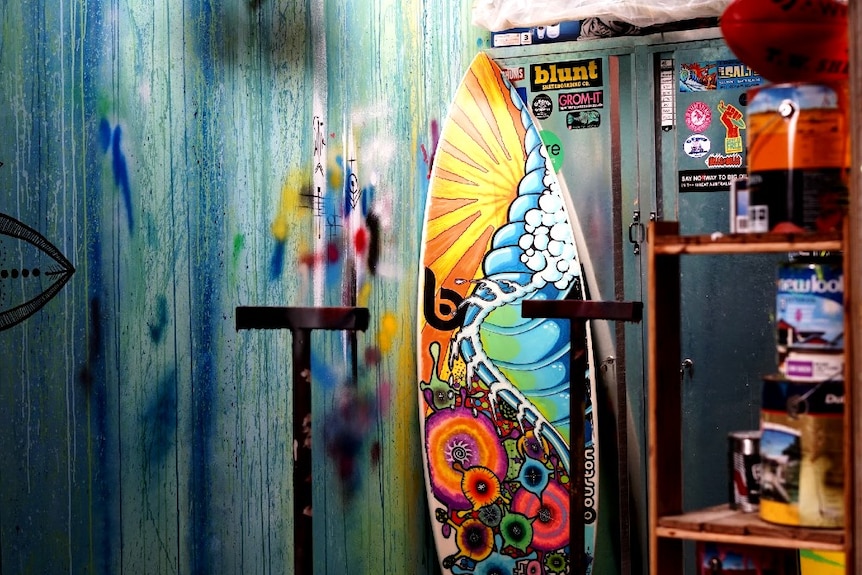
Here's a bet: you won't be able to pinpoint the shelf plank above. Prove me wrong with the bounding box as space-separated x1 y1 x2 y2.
702 509 760 536
659 506 738 531
655 527 843 551
651 230 842 255
657 505 845 551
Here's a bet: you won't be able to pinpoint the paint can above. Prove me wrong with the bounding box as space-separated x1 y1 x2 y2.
759 375 844 528
775 256 843 361
746 82 849 233
799 550 845 575
781 348 844 383
728 431 761 512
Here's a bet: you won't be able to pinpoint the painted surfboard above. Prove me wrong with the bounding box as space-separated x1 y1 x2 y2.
418 52 599 575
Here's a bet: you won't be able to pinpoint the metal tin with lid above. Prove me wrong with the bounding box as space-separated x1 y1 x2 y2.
728 430 761 512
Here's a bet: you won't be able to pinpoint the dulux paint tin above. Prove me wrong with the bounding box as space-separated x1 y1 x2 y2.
759 375 844 528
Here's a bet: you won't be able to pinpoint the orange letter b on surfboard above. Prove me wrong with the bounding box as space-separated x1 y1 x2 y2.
423 268 466 331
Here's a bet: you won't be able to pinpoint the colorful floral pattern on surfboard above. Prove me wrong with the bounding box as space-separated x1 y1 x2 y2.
418 52 598 575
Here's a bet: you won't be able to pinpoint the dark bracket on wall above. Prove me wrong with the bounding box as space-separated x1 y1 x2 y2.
522 299 643 575
235 306 371 575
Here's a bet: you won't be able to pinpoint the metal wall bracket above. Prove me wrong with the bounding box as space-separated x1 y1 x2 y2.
522 299 643 575
235 306 370 575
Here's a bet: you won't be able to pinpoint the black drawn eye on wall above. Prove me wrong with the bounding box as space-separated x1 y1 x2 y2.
0 213 75 331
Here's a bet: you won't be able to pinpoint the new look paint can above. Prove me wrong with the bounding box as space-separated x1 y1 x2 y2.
776 256 844 360
728 431 761 512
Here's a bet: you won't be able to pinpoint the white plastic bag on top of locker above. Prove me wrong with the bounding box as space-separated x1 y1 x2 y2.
472 0 732 31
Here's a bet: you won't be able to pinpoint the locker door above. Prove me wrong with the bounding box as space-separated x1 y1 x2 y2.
651 38 780 520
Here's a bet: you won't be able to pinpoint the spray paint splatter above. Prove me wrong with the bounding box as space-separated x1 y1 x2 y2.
325 381 390 499
270 174 309 280
111 125 134 232
98 118 112 152
232 234 245 264
143 369 179 463
269 241 286 281
378 312 398 354
365 212 380 274
147 295 169 344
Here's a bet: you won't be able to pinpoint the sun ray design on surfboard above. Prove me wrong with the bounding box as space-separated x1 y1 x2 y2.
419 52 596 575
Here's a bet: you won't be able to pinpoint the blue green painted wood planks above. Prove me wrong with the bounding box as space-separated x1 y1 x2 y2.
0 0 491 573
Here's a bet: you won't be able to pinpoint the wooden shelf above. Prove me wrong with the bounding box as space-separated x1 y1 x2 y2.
656 505 845 552
651 229 843 255
647 220 852 574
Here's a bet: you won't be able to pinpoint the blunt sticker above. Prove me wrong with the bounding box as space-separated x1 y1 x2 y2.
684 134 710 158
530 58 603 92
685 102 711 133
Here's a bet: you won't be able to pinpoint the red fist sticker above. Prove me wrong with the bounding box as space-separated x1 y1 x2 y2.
717 100 746 154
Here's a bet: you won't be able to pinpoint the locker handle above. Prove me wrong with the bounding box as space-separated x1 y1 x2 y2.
628 211 645 254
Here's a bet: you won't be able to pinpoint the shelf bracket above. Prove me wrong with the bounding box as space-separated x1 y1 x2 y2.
235 306 370 575
522 299 643 575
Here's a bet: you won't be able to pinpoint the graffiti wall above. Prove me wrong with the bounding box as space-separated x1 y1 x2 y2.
0 0 488 572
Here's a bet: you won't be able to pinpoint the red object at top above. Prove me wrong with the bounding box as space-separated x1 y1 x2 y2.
720 0 848 84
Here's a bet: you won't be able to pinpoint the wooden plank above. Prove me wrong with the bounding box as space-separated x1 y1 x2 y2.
702 510 760 536
0 0 483 573
848 4 861 574
652 231 841 255
657 505 737 531
748 521 844 546
655 527 844 552
657 505 845 548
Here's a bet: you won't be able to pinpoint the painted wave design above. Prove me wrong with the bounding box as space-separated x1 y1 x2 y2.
452 77 582 468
